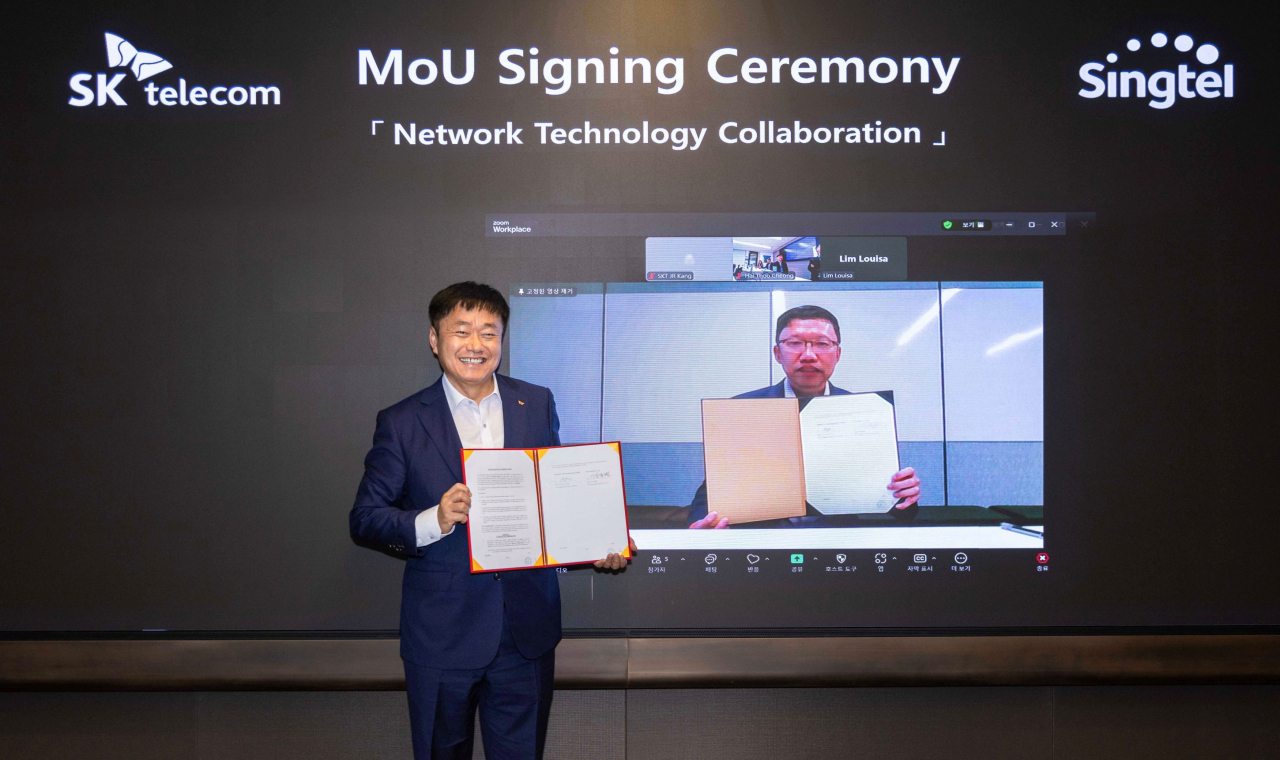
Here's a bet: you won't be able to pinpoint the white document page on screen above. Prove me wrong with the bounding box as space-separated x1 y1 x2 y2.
464 448 545 570
800 393 901 514
537 443 629 565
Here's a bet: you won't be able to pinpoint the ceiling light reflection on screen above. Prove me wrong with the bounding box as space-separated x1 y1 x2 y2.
897 288 961 346
985 325 1044 356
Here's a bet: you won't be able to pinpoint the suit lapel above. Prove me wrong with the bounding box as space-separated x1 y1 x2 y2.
497 374 528 448
417 378 464 483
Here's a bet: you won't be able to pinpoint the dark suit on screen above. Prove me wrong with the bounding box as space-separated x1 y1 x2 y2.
349 373 561 758
735 378 850 401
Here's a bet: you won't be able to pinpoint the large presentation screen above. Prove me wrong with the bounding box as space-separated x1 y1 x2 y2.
2 0 1275 635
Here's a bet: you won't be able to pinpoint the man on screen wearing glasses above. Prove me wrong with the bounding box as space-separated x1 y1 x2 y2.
687 304 922 529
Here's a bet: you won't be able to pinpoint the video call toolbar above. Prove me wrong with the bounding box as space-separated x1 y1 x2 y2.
486 212 1094 237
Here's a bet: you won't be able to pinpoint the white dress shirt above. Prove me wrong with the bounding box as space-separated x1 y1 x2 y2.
414 374 505 547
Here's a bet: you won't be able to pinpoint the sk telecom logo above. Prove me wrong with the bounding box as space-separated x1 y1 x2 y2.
69 32 282 108
1079 31 1232 109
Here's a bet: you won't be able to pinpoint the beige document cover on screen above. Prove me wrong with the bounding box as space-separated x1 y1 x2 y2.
701 398 807 523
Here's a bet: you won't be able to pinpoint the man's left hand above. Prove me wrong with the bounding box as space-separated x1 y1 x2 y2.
595 535 639 571
888 466 921 509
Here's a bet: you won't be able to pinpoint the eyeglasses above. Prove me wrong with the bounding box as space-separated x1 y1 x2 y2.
777 339 839 353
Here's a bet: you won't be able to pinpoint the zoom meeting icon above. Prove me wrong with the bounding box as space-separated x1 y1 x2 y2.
835 554 847 564
913 553 928 563
705 553 718 565
790 554 804 564
746 554 760 565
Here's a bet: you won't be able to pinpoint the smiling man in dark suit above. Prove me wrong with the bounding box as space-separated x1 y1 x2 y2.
350 281 635 760
686 304 922 528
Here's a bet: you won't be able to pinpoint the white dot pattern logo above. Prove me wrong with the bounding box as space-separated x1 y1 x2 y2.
1102 31 1224 68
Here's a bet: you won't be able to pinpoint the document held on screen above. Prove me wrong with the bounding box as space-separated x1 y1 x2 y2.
701 392 900 522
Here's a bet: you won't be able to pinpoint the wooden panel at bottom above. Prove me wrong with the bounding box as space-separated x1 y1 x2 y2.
1 635 1278 690
625 635 1280 687
0 638 627 691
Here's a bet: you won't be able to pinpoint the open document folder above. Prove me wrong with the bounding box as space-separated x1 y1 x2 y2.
462 442 631 572
701 392 901 523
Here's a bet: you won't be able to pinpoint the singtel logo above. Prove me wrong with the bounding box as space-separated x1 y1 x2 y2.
68 32 282 108
1079 32 1233 110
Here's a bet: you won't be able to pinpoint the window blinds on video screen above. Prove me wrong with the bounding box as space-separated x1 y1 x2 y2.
510 282 1043 551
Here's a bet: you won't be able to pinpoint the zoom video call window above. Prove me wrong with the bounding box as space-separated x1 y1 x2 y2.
510 280 1043 552
485 211 1084 628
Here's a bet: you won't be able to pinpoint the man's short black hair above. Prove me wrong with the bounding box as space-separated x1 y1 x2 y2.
776 305 841 343
429 281 510 335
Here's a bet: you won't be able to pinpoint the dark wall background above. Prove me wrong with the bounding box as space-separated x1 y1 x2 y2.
2 0 1277 632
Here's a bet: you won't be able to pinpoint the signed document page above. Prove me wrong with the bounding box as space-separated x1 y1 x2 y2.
701 398 807 523
463 448 545 571
800 392 900 514
537 443 630 565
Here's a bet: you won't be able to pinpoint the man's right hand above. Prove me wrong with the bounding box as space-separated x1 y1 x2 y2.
689 510 729 529
437 483 472 533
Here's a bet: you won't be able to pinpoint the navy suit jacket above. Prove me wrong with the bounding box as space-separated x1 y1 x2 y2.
686 380 850 525
349 374 562 669
734 379 850 400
